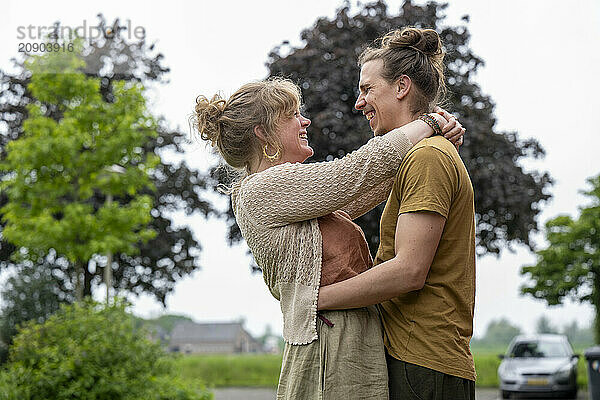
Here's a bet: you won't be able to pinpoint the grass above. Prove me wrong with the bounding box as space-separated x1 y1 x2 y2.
473 351 503 387
172 353 283 388
173 349 591 389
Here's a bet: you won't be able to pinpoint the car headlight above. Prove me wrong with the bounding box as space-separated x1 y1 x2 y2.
554 364 572 383
499 365 519 381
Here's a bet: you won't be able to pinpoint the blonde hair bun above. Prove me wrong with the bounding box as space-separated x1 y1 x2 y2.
194 94 226 146
191 78 301 174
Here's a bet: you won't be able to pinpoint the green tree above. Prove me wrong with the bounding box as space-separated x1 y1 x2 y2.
0 257 73 363
535 315 558 334
135 313 195 334
472 318 521 349
0 299 211 400
0 42 157 301
216 0 551 263
0 15 214 305
521 174 600 341
132 313 194 346
562 320 594 348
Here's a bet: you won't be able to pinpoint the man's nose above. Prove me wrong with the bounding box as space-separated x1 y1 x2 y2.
302 116 311 127
355 96 366 110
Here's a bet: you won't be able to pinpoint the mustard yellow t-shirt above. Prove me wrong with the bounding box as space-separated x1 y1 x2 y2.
374 136 476 381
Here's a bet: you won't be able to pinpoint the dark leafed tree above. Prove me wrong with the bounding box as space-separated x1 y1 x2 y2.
521 174 600 341
0 15 215 305
217 0 552 263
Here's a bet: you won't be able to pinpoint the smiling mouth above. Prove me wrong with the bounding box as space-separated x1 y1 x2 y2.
299 132 308 140
365 111 375 121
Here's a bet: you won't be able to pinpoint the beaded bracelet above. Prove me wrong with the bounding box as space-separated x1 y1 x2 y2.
418 113 443 136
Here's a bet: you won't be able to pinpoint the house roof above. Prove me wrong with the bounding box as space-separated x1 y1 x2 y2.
170 321 252 344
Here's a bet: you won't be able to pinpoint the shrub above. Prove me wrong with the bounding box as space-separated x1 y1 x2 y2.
0 298 212 400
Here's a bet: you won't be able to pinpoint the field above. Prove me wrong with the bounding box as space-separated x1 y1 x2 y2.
173 353 282 388
172 349 590 389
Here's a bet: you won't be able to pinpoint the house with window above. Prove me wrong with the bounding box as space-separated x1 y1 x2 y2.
168 321 263 354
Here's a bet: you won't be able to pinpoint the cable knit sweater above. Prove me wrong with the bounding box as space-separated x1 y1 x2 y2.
231 128 413 345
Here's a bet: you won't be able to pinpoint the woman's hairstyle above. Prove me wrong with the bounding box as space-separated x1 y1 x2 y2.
191 77 302 175
358 27 446 114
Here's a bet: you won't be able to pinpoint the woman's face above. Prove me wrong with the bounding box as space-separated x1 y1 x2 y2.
277 111 313 163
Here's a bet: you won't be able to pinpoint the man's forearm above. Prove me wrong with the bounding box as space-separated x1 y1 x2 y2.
317 255 421 310
318 212 443 310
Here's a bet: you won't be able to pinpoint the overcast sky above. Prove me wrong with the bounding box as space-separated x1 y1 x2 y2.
2 0 599 339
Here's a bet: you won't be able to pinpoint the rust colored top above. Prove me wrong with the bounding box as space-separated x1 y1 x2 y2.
318 210 373 287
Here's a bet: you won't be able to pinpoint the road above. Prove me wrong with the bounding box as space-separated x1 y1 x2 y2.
213 387 589 400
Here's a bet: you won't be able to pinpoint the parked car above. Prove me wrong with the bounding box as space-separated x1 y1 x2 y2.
498 334 579 399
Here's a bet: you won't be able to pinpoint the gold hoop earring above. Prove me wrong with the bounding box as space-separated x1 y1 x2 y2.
263 144 281 162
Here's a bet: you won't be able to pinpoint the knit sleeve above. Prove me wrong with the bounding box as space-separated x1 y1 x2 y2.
237 128 413 227
340 177 394 220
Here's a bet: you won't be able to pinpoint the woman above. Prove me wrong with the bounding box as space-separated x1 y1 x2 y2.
193 29 462 399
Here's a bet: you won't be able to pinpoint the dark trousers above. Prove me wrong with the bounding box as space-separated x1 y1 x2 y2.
386 352 475 400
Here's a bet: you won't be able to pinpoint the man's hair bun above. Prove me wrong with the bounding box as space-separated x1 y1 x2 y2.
381 27 443 57
358 26 446 114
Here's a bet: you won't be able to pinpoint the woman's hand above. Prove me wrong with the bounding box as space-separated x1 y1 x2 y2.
434 106 466 151
403 108 465 146
403 113 448 144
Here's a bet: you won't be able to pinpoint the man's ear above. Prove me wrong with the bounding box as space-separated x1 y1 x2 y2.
396 75 411 101
253 125 267 142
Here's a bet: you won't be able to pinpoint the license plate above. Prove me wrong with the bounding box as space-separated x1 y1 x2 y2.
527 378 549 386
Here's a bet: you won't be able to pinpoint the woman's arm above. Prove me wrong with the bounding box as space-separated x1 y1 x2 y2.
237 119 438 227
340 113 465 220
340 178 394 220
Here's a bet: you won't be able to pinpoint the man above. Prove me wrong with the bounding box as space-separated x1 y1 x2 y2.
318 27 476 399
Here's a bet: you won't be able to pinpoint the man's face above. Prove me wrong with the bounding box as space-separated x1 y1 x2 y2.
355 59 404 136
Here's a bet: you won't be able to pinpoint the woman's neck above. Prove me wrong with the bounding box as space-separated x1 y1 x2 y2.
251 158 283 175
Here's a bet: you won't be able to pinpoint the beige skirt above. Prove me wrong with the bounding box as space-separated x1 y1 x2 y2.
276 305 389 400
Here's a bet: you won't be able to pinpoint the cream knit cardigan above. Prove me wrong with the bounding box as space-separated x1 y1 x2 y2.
231 128 413 345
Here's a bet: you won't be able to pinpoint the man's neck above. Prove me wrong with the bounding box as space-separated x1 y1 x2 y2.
394 108 422 129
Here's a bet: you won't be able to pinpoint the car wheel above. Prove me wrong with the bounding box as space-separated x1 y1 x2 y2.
566 389 578 399
500 390 511 399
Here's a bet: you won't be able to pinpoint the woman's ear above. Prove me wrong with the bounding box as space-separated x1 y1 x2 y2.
396 75 411 101
253 125 267 142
